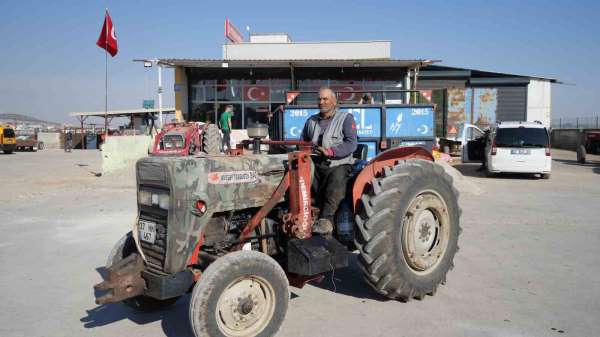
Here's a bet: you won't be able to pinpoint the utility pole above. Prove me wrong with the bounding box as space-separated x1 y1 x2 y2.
157 62 163 128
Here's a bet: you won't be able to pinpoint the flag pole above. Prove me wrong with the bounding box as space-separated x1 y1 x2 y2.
104 8 109 139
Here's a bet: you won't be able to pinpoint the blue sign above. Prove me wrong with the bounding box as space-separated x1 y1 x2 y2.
339 107 381 138
284 107 382 140
359 141 377 161
385 107 434 138
283 108 317 139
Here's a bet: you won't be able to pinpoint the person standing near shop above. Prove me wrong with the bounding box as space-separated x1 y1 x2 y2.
219 105 233 152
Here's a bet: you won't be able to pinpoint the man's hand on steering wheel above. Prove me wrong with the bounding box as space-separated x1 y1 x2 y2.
315 146 334 158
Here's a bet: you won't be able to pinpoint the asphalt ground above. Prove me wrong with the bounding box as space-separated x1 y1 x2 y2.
1 148 599 337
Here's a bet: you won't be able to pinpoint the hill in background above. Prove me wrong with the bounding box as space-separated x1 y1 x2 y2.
0 113 63 129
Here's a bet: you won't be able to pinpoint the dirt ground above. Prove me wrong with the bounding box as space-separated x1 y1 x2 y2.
1 148 599 337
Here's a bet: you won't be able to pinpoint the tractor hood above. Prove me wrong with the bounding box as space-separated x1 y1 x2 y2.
135 153 287 274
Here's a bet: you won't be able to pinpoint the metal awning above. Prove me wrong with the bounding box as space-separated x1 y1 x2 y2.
69 108 176 118
158 59 439 68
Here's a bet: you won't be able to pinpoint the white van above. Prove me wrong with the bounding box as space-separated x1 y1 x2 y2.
464 121 552 179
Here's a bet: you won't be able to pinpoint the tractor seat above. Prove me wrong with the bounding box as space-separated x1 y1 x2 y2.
353 144 368 161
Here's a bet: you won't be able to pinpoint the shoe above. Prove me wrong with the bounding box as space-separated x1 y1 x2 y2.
312 218 334 235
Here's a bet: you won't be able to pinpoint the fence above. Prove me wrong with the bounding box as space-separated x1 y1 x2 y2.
552 116 600 129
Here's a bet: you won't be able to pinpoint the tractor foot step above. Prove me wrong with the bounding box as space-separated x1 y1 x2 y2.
287 236 349 277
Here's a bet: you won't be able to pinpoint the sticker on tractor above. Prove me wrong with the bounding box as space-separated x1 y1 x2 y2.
207 171 258 185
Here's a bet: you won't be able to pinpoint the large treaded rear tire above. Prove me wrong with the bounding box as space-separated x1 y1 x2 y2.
355 159 461 301
189 250 289 337
202 124 222 154
106 232 180 312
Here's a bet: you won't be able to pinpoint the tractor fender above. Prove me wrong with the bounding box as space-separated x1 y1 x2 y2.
351 146 434 210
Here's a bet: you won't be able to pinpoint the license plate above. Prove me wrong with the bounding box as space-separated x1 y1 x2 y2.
139 220 157 244
511 149 530 155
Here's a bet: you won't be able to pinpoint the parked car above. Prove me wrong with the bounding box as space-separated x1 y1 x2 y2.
464 121 552 179
577 130 600 163
15 131 41 151
439 122 484 156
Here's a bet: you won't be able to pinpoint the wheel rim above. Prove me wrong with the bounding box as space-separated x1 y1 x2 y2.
215 275 276 337
401 190 451 274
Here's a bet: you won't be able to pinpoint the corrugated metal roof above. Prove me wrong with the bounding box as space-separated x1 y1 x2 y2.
158 58 438 68
70 108 176 118
427 65 559 83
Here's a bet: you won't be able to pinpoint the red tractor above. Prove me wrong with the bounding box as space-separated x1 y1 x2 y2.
151 122 222 156
94 123 461 336
577 130 600 163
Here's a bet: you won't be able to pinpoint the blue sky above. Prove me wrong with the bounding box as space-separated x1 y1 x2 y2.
0 0 598 123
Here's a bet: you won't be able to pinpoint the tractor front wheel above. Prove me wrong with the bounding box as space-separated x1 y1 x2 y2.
189 250 289 337
355 159 461 301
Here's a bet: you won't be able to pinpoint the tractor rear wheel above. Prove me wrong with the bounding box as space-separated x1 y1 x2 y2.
106 232 180 312
189 250 289 337
355 159 461 301
202 124 222 154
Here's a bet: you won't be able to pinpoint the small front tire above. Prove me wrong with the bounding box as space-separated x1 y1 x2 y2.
189 250 289 337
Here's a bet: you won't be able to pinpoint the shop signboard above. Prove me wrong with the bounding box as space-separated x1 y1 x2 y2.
143 100 155 109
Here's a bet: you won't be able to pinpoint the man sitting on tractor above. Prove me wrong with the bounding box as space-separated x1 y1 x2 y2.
301 87 358 235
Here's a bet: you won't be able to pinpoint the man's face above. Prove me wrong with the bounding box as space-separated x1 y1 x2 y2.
318 90 336 115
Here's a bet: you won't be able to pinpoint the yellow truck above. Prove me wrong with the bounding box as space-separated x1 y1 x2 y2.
0 124 17 154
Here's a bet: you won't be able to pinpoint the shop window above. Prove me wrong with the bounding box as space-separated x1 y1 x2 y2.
190 103 216 124
190 85 206 103
297 79 327 104
270 79 291 102
245 103 271 125
216 80 243 102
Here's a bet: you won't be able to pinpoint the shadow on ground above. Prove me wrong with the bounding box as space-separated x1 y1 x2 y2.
81 267 194 337
309 253 389 302
453 163 540 180
553 158 600 174
82 254 387 336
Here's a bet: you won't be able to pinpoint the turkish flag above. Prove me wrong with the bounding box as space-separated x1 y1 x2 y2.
97 10 118 57
330 85 363 101
244 86 269 101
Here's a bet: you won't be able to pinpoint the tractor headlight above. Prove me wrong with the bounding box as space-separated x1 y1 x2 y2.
139 190 169 209
138 190 152 206
157 194 170 210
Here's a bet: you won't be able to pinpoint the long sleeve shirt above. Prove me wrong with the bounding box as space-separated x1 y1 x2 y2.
302 113 358 159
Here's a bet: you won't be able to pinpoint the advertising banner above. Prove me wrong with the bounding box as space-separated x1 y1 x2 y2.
385 107 434 138
284 107 382 140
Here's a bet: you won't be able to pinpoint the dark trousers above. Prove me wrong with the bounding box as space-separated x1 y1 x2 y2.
312 162 352 222
221 129 231 151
